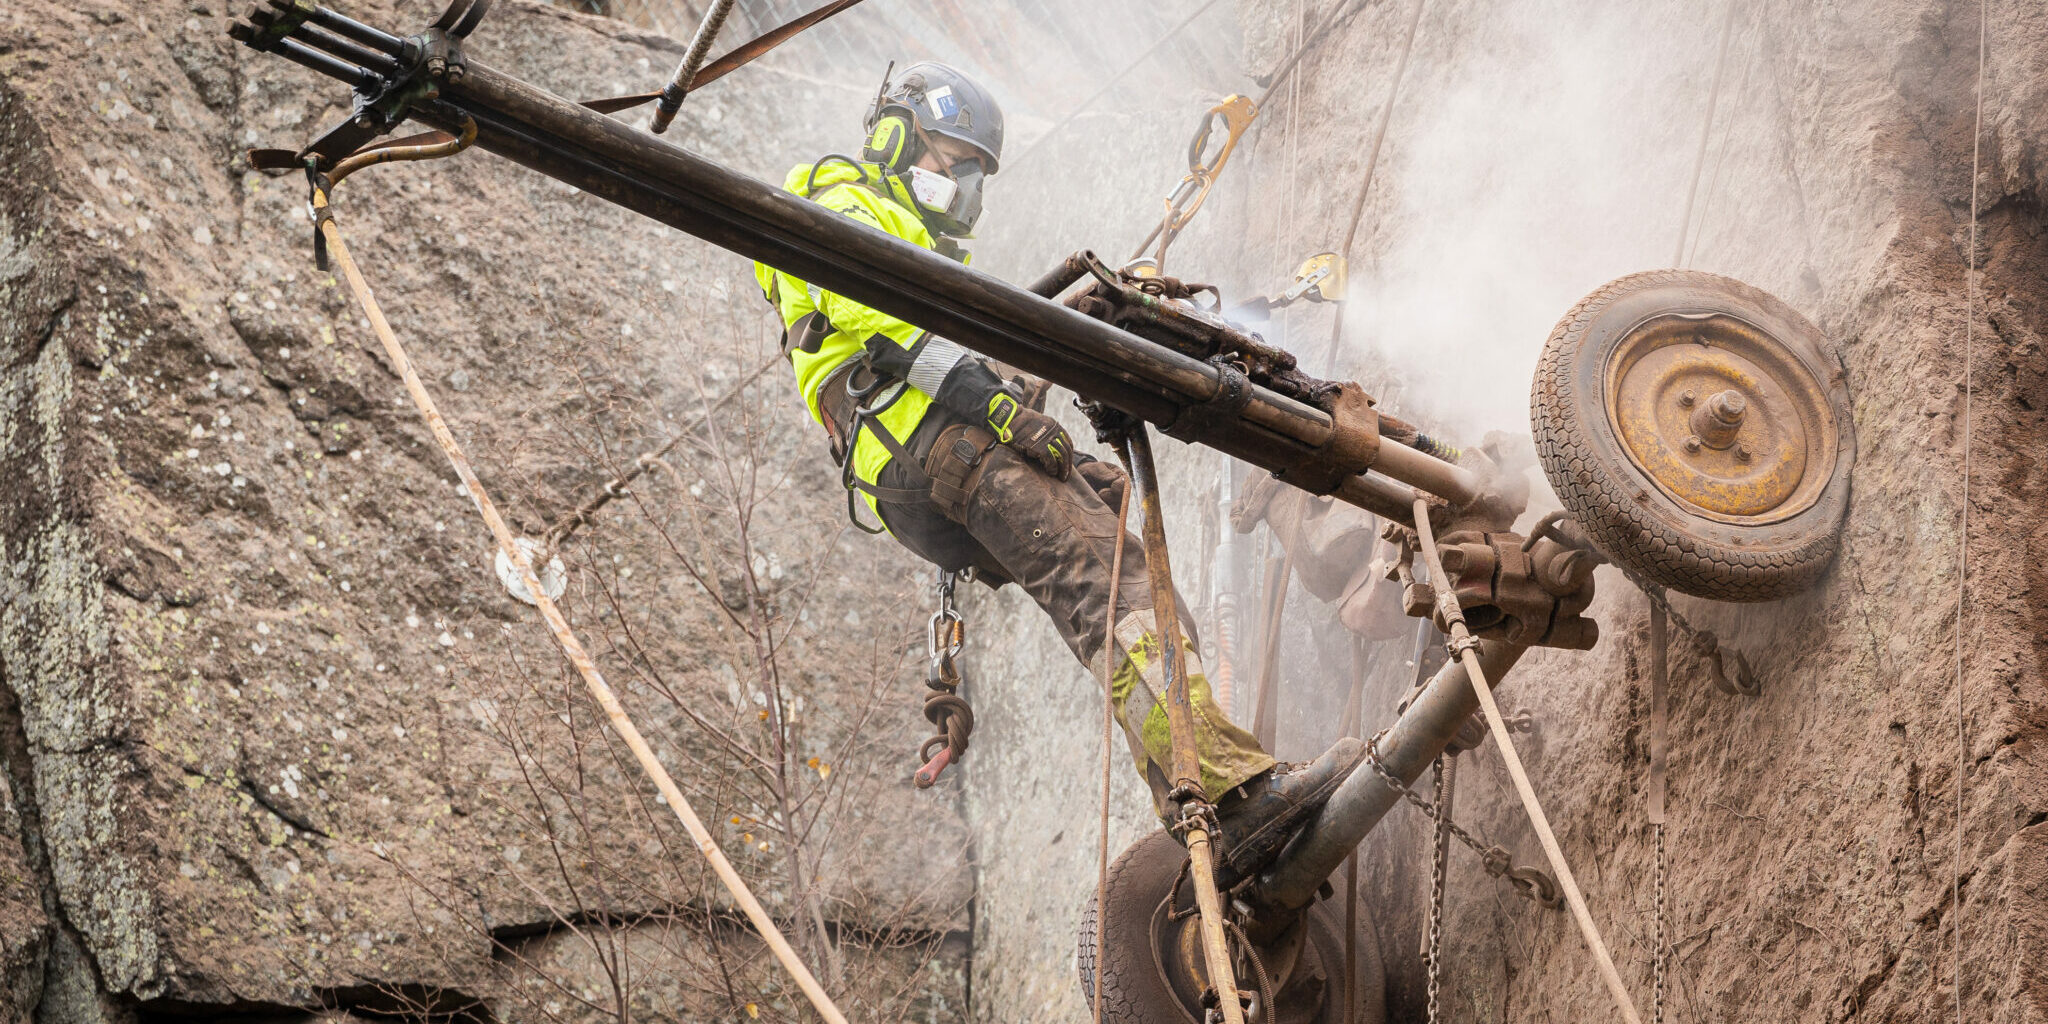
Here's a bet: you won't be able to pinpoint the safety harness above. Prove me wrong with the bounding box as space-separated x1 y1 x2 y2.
779 157 998 532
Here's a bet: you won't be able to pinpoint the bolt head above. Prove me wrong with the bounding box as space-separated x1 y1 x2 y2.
1710 390 1748 422
1678 389 1696 407
1735 445 1752 462
1683 435 1703 453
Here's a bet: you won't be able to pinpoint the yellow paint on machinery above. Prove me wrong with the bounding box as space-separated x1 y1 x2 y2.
1605 313 1839 524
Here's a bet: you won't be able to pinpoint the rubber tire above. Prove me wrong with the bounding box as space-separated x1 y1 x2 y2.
1076 830 1385 1024
1531 270 1855 602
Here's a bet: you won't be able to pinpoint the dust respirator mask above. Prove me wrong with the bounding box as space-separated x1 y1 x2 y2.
906 159 985 237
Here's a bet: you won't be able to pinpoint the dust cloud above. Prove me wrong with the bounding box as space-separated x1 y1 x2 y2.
1339 2 1747 439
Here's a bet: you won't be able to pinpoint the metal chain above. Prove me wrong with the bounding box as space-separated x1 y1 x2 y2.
1653 822 1667 1024
1364 733 1563 909
1624 571 1760 696
1425 755 1452 1023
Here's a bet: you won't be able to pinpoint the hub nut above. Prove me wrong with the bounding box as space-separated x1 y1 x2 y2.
1688 389 1747 450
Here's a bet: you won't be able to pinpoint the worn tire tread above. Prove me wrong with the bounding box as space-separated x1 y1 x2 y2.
1530 270 1848 602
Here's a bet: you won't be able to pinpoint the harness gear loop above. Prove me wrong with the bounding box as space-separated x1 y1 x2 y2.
915 569 976 788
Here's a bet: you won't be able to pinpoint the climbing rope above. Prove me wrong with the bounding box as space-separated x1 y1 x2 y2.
1670 0 1740 268
1118 424 1247 1024
1954 3 1987 1019
1093 478 1133 1024
541 355 780 561
1683 2 1766 269
1411 497 1644 1023
1319 0 1427 371
304 149 852 1024
1130 0 1380 269
1005 0 1229 175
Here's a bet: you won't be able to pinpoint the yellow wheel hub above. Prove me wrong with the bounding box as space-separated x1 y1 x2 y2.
1604 313 1840 524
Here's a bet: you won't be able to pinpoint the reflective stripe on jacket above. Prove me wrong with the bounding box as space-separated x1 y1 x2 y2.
753 158 959 519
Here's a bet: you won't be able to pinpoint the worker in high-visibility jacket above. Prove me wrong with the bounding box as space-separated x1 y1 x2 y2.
755 62 1362 884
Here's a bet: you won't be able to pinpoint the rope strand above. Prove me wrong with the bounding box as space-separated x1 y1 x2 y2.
1094 481 1133 1024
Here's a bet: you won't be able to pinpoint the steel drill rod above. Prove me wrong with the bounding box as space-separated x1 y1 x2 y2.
1025 251 1093 299
269 36 379 89
1122 426 1246 1024
435 65 1469 518
1253 639 1526 912
294 21 400 76
296 0 408 53
252 29 1475 525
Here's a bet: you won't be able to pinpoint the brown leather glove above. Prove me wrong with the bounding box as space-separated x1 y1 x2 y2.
1075 455 1127 510
988 394 1073 480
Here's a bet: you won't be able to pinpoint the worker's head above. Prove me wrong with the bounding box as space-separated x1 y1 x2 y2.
862 61 1004 236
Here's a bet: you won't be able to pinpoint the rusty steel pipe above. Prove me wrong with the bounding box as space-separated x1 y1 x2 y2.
240 11 1485 530
1371 435 1481 506
1026 251 1093 299
1251 640 1528 914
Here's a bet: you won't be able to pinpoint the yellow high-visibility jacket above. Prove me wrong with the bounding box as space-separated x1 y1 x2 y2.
754 158 960 520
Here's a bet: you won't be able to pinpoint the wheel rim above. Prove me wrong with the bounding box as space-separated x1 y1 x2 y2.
1603 311 1841 525
1151 898 1333 1024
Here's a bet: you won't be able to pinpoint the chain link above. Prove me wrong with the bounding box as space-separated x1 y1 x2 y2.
1426 755 1451 1024
1364 732 1564 909
1653 822 1667 1024
1625 571 1759 696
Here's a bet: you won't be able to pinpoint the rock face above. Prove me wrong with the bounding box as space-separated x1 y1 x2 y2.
6 0 2047 1021
957 1 2048 1022
0 1 975 1019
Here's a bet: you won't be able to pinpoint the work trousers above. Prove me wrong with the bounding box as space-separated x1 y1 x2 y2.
868 406 1276 811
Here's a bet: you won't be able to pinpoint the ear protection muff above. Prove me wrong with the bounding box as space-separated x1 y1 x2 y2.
861 111 922 172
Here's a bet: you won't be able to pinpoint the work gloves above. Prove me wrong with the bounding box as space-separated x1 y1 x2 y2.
1075 454 1128 510
984 392 1073 479
876 333 1073 480
866 333 1076 480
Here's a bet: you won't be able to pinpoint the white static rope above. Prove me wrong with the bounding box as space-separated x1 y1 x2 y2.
1670 0 1740 268
1411 499 1644 1024
313 198 851 1024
